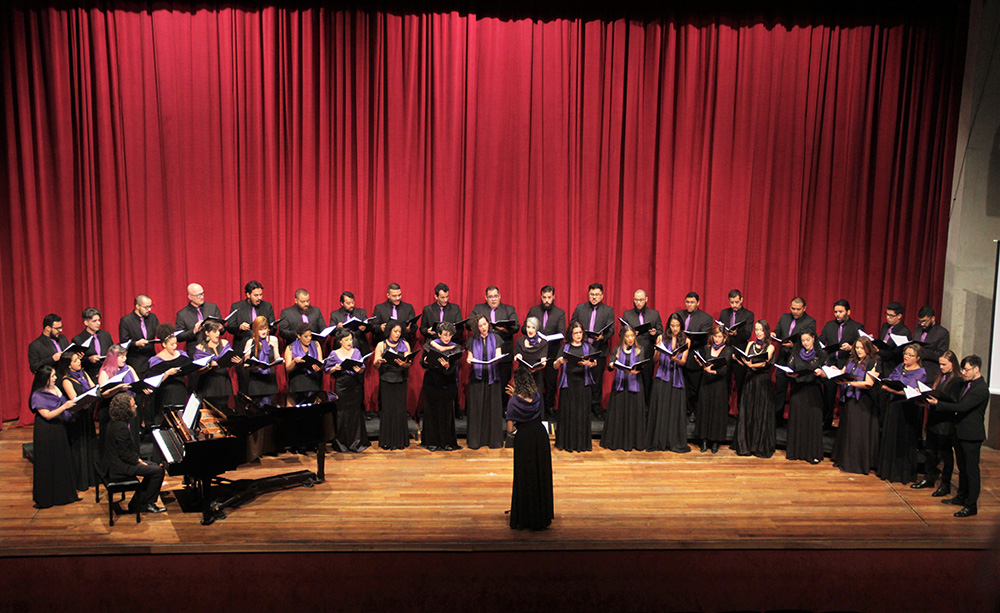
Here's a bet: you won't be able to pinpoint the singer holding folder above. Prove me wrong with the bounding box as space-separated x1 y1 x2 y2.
466 314 505 449
29 365 81 509
326 328 370 452
552 321 597 452
694 325 733 454
732 320 776 458
244 316 280 397
419 322 462 452
373 320 413 450
600 326 646 451
645 314 690 453
284 322 324 404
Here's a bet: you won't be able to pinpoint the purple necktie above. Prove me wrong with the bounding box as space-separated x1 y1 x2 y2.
883 328 891 343
684 314 691 330
962 382 972 398
196 306 203 321
51 338 61 352
729 311 736 327
251 306 257 321
542 311 549 329
788 319 797 335
837 324 844 343
392 305 398 320
440 306 444 322
639 311 645 325
301 313 308 324
921 330 928 342
93 334 101 355
140 317 147 338
589 307 597 331
491 308 497 323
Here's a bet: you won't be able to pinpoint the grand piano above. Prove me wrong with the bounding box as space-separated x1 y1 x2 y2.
153 391 337 525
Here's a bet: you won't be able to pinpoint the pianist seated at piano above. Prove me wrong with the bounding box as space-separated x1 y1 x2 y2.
284 322 324 405
243 316 280 400
104 392 165 514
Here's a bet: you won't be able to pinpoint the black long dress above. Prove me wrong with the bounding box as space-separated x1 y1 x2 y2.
600 346 646 451
61 373 99 490
555 343 594 452
466 334 504 449
785 346 828 462
645 339 690 452
246 339 279 397
694 344 732 444
420 343 461 449
831 359 881 475
328 348 370 453
876 365 927 484
508 393 553 530
148 351 191 426
192 343 235 406
732 342 775 458
378 339 411 450
517 335 549 397
30 390 79 508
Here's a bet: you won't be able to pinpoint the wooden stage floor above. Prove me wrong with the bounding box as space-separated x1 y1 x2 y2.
2 424 998 557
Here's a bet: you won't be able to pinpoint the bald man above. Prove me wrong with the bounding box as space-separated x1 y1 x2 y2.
176 283 222 352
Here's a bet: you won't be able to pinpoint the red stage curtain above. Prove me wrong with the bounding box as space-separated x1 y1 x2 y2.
0 3 966 424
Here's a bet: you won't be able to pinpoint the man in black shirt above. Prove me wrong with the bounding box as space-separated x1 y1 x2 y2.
421 283 465 344
72 307 115 381
28 313 69 374
329 291 372 356
226 281 276 393
718 289 755 405
373 282 418 345
620 289 662 404
572 283 615 418
672 292 713 422
522 285 566 417
818 299 864 428
278 288 326 344
914 305 950 383
175 283 222 352
469 285 519 402
772 297 817 423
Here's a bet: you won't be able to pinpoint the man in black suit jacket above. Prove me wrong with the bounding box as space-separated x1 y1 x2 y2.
914 305 950 383
620 289 662 404
718 289 755 405
470 285 519 402
818 299 865 427
175 283 222 352
571 283 615 417
119 294 160 376
278 288 327 344
103 392 165 514
927 355 988 517
523 285 567 416
72 307 115 382
28 313 69 373
329 291 372 357
372 282 418 345
226 281 276 393
672 292 714 421
772 296 817 421
876 301 911 374
420 283 466 344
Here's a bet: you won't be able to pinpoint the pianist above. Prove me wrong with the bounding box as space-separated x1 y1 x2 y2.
105 392 166 514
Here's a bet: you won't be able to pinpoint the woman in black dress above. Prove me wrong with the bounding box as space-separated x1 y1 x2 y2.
29 365 80 508
284 322 324 405
420 322 462 451
325 327 369 452
914 350 963 496
57 353 98 491
147 323 188 426
506 367 553 530
876 343 927 484
600 326 646 451
784 330 828 464
694 325 732 454
829 337 880 475
243 315 280 398
515 316 549 395
732 320 776 458
192 320 240 407
465 314 505 449
552 320 597 452
646 313 690 453
372 320 413 450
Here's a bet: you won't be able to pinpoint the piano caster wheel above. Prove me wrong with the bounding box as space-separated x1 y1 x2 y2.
303 478 314 488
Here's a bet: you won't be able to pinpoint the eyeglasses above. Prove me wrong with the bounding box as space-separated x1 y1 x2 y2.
961 366 976 373
903 352 917 358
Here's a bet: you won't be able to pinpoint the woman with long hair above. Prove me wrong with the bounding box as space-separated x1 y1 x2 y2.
326 327 369 452
419 322 462 451
600 326 646 451
732 320 776 458
465 313 505 449
29 365 80 508
505 367 553 531
913 350 963 495
646 313 690 453
876 343 927 483
784 330 828 464
694 325 733 454
829 337 880 475
552 320 597 452
57 353 98 490
243 315 280 397
192 320 240 405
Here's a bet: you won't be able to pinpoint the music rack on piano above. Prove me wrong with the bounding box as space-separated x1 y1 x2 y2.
152 391 337 525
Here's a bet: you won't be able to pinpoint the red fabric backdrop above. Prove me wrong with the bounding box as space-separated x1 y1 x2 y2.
0 3 966 424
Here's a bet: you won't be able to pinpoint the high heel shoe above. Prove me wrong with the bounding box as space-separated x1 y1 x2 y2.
700 440 709 453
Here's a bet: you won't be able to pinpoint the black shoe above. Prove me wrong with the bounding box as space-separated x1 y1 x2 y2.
954 506 977 518
809 458 821 465
700 440 709 453
911 478 934 489
424 445 440 452
932 485 951 497
144 504 166 514
942 497 966 506
710 442 719 454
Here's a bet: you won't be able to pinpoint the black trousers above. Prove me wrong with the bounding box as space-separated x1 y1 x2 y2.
954 439 982 507
684 367 703 416
128 462 164 508
923 430 955 484
774 369 790 419
731 360 748 407
590 356 607 414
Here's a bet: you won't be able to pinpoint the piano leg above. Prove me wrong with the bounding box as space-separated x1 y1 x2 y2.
200 477 224 526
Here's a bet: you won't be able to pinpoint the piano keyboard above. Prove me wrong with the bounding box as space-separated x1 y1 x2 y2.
153 427 185 464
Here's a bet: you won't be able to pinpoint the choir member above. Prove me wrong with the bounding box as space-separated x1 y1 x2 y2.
645 313 690 453
419 322 462 451
284 322 324 404
772 297 817 424
329 291 371 357
717 289 755 405
620 289 662 405
175 284 222 352
373 282 417 345
876 301 911 374
57 353 97 490
571 283 615 418
465 314 505 449
522 285 567 417
926 355 988 518
420 282 465 344
97 344 147 439
913 305 950 384
672 292 714 423
28 313 69 374
732 320 776 458
278 288 326 344
829 337 881 475
694 325 733 454
325 328 369 452
912 350 962 495
514 317 549 396
243 316 280 398
818 299 865 428
119 295 159 377
784 330 827 464
72 307 115 382
104 392 165 514
469 286 519 403
147 324 189 428
600 326 646 451
191 320 240 406
29 365 80 508
372 320 414 450
552 320 597 452
876 343 927 484
226 281 275 393
505 367 554 531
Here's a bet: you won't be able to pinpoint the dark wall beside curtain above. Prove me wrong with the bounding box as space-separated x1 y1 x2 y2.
0 1 967 423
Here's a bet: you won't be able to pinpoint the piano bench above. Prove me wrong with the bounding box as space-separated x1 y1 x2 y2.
94 462 142 526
